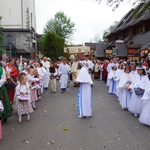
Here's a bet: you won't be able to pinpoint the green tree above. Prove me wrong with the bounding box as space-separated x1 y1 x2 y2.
39 36 45 54
44 11 76 43
93 33 103 43
0 16 4 54
42 32 65 60
102 21 118 43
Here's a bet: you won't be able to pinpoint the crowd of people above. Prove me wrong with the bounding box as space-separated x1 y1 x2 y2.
0 54 150 140
105 57 150 127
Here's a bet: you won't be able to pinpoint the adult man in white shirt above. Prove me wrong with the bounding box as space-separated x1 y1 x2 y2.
41 57 50 90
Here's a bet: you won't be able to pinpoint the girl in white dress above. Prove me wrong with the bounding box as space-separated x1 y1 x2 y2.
139 85 150 126
114 63 124 97
107 65 117 94
117 66 134 109
15 73 33 123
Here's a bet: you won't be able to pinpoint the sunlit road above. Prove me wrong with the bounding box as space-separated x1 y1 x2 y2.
1 80 150 150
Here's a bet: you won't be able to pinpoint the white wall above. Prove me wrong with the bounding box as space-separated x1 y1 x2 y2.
0 0 36 31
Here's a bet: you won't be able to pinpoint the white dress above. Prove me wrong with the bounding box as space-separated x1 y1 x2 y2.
107 70 117 94
15 83 33 115
76 66 93 117
128 74 150 115
117 73 134 109
139 85 150 125
41 61 50 88
114 69 124 97
58 63 70 89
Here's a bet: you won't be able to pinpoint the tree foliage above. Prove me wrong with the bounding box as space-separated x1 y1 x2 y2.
93 33 103 43
0 16 4 54
44 11 76 43
96 0 149 11
42 32 65 61
102 21 118 43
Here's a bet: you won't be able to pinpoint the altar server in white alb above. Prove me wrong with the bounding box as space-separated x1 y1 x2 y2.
58 58 71 93
37 62 47 94
128 66 149 117
76 64 93 118
80 53 94 73
139 84 150 126
117 66 134 109
41 57 50 90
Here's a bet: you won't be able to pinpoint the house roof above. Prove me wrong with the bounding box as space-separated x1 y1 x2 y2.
84 42 99 49
116 43 127 57
95 44 108 57
107 1 150 37
132 31 150 49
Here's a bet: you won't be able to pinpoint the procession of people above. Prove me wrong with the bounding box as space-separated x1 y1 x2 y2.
0 54 150 140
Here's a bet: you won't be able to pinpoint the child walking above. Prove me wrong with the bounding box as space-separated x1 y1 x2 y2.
27 68 40 110
15 73 33 123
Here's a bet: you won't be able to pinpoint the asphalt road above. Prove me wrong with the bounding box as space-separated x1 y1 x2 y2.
1 79 150 150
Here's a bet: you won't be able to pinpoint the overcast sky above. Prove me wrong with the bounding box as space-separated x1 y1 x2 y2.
35 0 133 44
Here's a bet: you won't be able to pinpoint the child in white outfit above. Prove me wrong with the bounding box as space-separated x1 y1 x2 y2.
15 73 33 123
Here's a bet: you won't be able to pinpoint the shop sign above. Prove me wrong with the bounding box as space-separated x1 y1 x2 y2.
105 49 112 54
127 48 140 56
112 47 118 55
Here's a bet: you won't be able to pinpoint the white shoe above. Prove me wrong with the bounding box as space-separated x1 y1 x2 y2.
134 114 138 117
78 116 82 118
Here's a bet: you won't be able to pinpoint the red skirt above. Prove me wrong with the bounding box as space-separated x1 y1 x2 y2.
8 88 15 102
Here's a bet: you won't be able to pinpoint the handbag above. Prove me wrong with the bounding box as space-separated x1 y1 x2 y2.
134 87 145 95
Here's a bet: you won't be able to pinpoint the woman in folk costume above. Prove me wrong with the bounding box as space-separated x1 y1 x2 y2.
49 62 58 93
0 65 12 123
76 64 93 118
103 60 108 83
4 58 19 103
107 65 117 94
58 58 71 93
128 66 149 117
27 68 40 110
15 73 33 124
117 66 134 109
0 100 4 140
138 85 150 126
